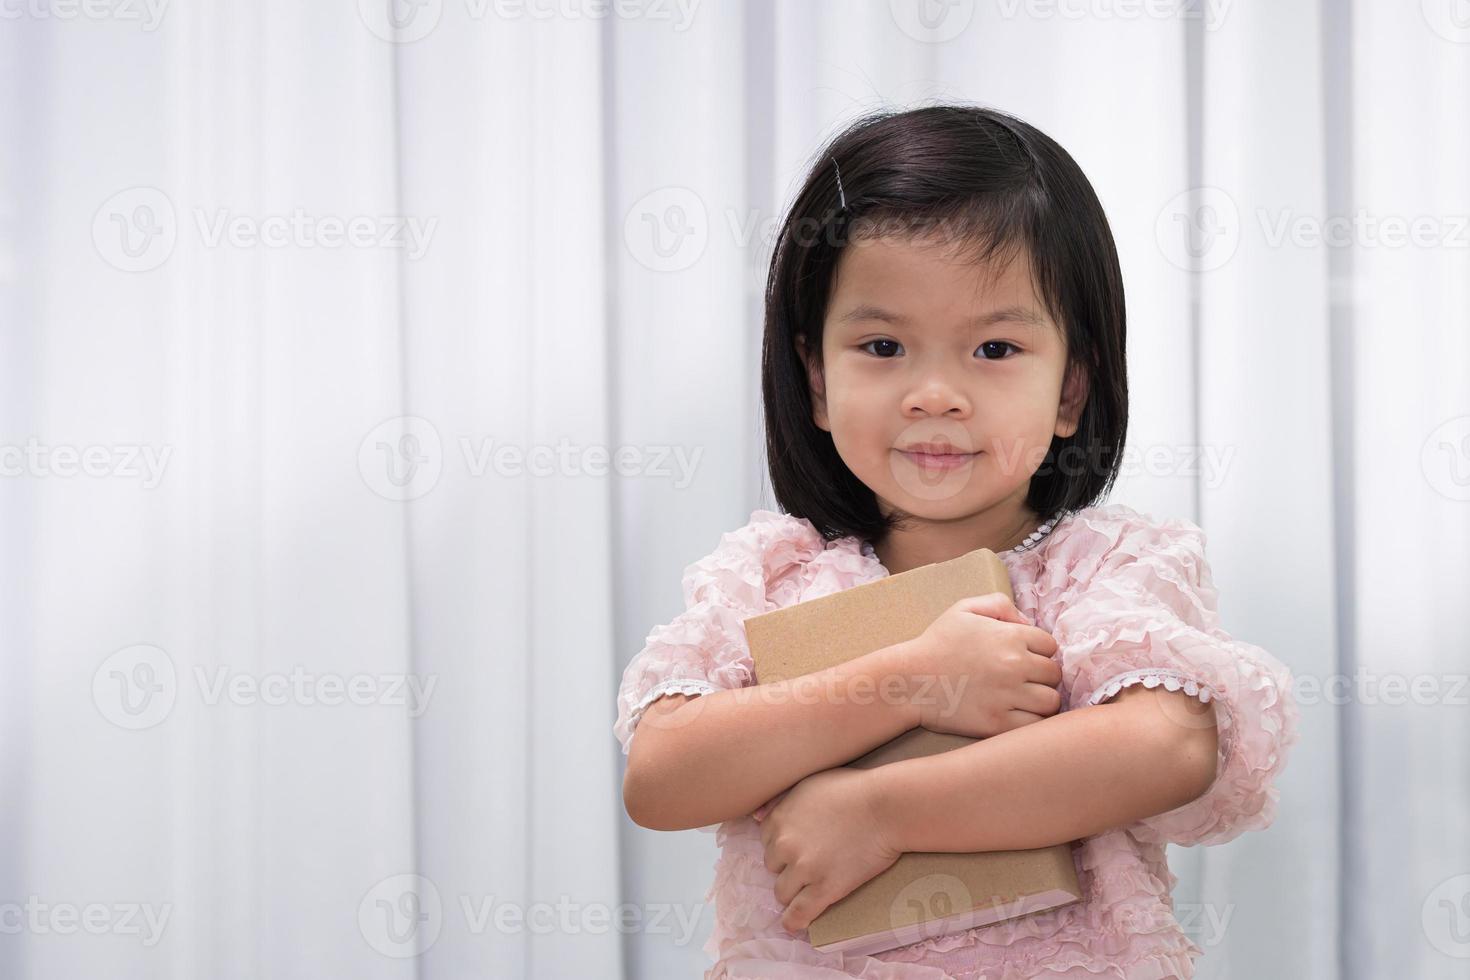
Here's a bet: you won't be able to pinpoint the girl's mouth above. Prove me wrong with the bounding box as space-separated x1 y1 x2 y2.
897 448 978 471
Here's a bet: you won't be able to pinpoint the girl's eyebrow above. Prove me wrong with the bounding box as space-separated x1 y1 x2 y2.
836 303 1047 331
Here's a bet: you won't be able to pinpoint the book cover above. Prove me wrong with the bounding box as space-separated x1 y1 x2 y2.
743 547 1083 956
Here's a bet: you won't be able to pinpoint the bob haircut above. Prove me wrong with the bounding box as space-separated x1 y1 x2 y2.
761 103 1129 545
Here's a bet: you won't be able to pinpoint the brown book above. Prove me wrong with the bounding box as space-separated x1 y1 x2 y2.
742 547 1082 956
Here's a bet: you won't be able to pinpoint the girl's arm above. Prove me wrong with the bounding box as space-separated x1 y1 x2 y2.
623 640 922 832
865 684 1220 853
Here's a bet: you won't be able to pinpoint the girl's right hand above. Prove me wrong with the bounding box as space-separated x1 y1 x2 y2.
904 593 1064 738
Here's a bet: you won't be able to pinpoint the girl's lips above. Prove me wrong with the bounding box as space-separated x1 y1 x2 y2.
897 449 978 471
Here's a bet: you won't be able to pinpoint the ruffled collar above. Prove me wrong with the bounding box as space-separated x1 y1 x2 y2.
845 509 1073 574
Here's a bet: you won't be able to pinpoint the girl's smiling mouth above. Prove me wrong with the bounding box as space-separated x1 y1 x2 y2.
896 443 979 471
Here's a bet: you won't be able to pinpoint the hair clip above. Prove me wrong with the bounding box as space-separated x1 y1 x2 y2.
831 156 848 211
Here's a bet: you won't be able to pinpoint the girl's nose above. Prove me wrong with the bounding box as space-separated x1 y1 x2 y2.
902 376 972 418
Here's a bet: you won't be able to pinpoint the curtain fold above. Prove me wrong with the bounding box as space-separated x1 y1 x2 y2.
1347 3 1470 978
1192 4 1339 978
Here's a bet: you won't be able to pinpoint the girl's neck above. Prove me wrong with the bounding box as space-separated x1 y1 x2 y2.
871 502 1042 576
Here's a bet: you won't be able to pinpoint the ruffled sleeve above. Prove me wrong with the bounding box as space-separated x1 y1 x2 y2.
1045 505 1302 848
611 508 826 759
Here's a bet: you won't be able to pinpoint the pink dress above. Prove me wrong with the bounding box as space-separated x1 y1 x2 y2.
612 503 1301 980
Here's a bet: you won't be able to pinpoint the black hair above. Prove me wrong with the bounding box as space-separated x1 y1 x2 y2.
760 103 1129 545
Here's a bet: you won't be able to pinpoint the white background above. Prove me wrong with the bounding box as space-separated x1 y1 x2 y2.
1 1 1467 978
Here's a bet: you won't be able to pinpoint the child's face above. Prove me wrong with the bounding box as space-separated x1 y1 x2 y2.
799 233 1087 524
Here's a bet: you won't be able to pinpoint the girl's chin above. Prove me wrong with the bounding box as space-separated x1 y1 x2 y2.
878 489 993 521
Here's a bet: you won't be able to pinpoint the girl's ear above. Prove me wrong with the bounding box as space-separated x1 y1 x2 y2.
794 334 831 432
1055 360 1089 439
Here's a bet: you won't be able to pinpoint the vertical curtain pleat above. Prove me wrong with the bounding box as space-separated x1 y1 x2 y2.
1348 3 1470 978
1194 4 1339 978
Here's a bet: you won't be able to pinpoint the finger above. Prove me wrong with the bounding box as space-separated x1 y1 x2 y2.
956 592 1025 624
1017 681 1065 716
782 882 825 934
1000 708 1047 732
753 793 782 825
760 812 782 855
1023 651 1065 686
1023 627 1059 656
762 841 786 875
773 864 806 908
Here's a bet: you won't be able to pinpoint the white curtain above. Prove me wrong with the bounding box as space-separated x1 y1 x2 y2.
2 2 1463 978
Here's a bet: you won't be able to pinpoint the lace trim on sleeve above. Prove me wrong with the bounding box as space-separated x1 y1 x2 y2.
626 678 722 740
1086 668 1218 707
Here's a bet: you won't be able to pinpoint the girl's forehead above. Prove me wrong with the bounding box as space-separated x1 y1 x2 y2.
835 233 1032 287
828 238 1047 324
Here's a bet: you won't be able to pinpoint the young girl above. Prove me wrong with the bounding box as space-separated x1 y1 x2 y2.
613 104 1300 980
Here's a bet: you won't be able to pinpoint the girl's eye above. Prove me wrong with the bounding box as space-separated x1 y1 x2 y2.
858 339 1020 359
977 341 1019 360
860 339 903 358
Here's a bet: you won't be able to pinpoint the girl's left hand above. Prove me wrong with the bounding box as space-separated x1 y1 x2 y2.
755 766 903 934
